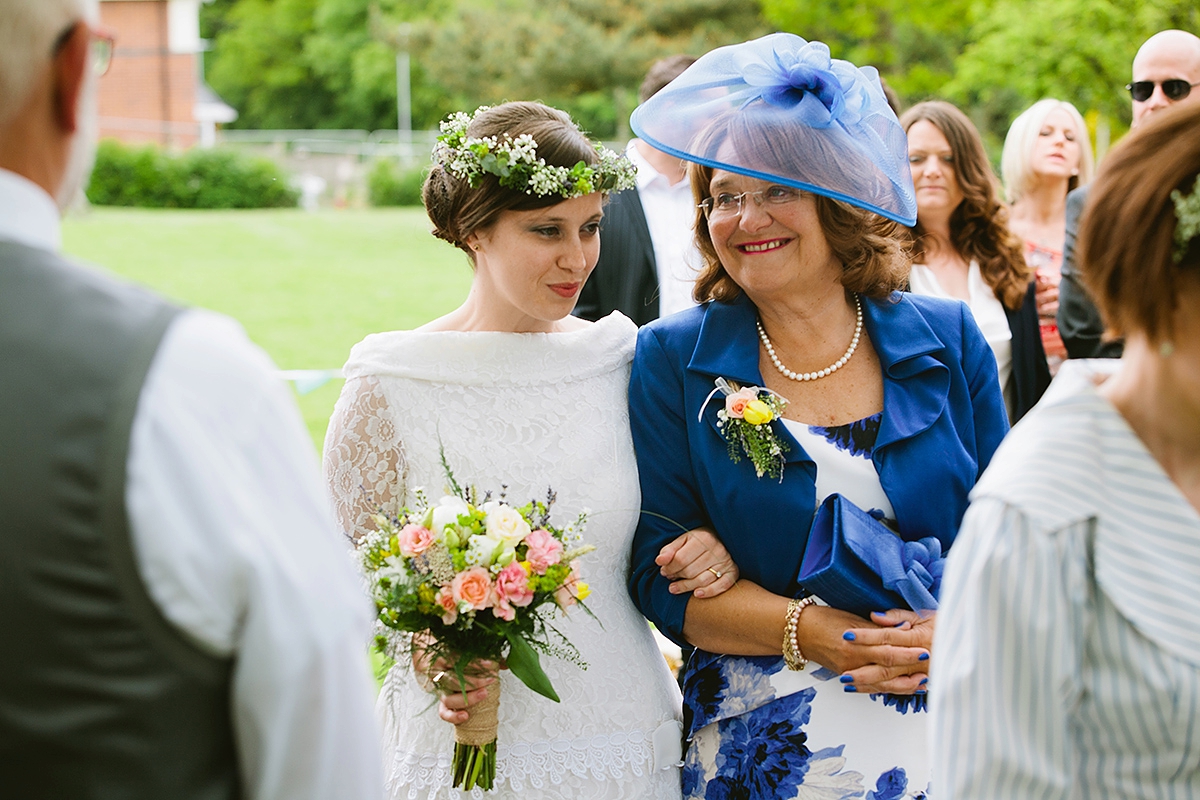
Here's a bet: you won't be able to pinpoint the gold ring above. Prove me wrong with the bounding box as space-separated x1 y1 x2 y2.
432 670 447 688
707 567 723 579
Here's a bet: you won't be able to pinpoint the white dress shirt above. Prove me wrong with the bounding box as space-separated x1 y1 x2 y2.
932 360 1200 798
909 261 1015 418
0 168 383 800
626 140 702 318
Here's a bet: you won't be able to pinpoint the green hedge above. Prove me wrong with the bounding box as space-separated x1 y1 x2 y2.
367 159 426 207
87 140 299 209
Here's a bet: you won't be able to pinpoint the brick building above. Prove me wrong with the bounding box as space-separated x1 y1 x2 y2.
98 0 236 149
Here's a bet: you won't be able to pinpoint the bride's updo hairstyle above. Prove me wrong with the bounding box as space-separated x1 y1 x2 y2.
423 101 601 257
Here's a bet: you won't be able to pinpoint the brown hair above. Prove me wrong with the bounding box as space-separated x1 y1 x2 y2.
638 55 697 103
422 101 600 256
686 111 909 304
1077 101 1200 343
899 101 1031 310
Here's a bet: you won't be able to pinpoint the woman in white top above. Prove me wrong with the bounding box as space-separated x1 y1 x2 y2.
901 100 1050 422
1001 99 1094 372
931 98 1200 800
323 101 737 799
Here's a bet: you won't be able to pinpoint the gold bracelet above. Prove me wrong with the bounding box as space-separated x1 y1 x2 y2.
782 596 817 671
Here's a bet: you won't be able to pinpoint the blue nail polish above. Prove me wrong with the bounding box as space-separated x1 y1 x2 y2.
843 686 857 693
871 610 887 617
919 677 928 686
918 652 929 661
842 631 856 641
916 688 927 695
840 674 854 684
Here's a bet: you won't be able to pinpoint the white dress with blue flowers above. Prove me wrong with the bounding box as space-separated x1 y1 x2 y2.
681 413 930 800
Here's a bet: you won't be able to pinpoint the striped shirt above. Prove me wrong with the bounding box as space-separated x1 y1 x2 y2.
931 360 1200 799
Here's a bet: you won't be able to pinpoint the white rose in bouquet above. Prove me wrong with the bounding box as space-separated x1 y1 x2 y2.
482 501 532 545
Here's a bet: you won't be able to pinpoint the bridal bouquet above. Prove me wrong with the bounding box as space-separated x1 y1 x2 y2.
359 470 593 791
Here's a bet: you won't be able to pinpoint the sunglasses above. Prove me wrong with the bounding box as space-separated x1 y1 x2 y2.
1126 79 1199 103
52 22 115 77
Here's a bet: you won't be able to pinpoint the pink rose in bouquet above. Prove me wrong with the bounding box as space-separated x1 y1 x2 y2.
493 561 535 621
398 523 436 557
435 585 458 625
452 567 494 611
524 528 563 573
554 560 589 609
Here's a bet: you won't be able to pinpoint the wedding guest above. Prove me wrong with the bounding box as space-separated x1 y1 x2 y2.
576 54 701 324
1001 98 1093 372
0 2 383 798
323 100 739 799
627 34 1008 799
1059 29 1200 359
902 100 1051 422
932 99 1200 799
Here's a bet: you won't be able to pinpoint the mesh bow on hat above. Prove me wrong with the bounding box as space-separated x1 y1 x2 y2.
630 33 917 226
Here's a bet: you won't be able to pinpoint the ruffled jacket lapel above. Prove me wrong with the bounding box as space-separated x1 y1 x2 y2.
688 293 956 476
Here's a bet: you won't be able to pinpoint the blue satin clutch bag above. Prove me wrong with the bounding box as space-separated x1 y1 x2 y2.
797 494 944 618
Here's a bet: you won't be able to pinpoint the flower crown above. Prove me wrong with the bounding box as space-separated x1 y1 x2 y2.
1171 173 1200 264
434 106 636 199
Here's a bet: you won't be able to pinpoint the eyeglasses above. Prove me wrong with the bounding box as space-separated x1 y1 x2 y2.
698 185 803 220
52 22 116 77
1126 79 1199 103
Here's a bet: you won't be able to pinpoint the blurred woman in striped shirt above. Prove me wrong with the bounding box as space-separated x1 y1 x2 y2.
931 100 1200 797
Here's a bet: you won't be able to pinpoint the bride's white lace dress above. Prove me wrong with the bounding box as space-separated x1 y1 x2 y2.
323 313 683 800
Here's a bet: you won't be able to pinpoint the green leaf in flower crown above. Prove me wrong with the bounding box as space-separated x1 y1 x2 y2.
504 631 560 702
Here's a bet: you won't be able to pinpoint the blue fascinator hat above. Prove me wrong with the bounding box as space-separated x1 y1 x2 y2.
630 33 917 226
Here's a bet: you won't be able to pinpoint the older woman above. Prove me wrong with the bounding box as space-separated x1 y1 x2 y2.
1002 99 1094 370
932 101 1200 797
902 101 1051 422
627 35 1009 799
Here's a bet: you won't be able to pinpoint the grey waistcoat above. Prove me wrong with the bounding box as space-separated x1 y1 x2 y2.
0 241 240 799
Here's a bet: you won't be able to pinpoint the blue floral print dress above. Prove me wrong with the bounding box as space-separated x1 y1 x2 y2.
681 413 930 800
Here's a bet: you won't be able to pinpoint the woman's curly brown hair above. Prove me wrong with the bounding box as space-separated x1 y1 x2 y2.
900 101 1031 310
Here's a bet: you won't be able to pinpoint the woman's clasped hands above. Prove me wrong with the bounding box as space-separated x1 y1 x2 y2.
823 608 935 696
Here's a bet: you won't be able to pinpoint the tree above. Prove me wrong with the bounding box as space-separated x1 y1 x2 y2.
945 0 1200 140
412 0 770 138
201 0 455 130
760 0 982 106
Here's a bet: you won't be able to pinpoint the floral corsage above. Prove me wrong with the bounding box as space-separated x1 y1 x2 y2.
701 377 790 480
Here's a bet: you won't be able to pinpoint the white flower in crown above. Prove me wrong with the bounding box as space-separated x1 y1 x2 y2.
433 105 637 199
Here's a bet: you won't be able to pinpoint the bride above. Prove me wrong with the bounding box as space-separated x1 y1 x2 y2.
323 102 731 799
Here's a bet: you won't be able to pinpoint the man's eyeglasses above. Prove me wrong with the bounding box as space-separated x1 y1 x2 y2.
52 23 115 78
1126 79 1199 103
698 185 803 221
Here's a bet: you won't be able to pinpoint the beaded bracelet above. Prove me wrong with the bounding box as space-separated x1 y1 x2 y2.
782 596 817 671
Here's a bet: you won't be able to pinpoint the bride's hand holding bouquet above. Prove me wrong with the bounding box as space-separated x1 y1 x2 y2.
358 476 593 791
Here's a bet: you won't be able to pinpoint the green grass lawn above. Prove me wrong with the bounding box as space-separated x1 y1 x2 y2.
61 207 472 449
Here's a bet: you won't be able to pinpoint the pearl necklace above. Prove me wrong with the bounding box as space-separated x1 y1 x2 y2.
757 294 862 382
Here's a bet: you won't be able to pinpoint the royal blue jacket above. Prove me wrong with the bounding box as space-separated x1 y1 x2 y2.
627 292 1009 645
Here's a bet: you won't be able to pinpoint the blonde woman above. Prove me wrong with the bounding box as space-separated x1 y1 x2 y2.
1001 99 1094 371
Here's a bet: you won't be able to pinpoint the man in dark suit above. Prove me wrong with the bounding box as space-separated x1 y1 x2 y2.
576 55 698 325
1059 29 1200 359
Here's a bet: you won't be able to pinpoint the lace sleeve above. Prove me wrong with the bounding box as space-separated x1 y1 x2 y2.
322 375 407 542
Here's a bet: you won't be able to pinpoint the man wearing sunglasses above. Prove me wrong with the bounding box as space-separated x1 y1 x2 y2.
1059 29 1200 359
0 2 384 799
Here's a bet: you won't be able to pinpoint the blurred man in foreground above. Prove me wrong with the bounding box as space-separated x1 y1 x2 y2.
0 2 383 798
